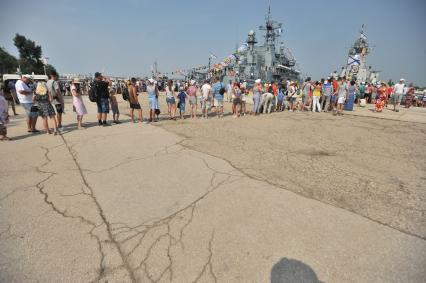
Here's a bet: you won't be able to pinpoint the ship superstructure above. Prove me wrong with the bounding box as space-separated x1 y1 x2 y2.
221 4 301 84
340 26 379 83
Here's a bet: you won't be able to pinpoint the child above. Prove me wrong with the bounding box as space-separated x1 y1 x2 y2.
177 87 186 119
110 86 120 124
0 89 11 140
34 81 58 135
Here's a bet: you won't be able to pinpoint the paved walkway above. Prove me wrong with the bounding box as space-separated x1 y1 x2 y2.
0 97 425 282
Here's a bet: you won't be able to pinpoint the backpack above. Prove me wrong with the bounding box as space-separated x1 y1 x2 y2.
219 83 226 95
88 83 98 102
122 87 129 101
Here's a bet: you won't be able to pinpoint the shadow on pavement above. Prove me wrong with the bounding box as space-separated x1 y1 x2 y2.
271 258 324 283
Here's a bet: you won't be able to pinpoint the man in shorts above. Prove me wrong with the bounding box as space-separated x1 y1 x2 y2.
392 78 405 112
201 80 212 118
212 77 224 118
94 72 111 126
128 78 143 123
15 75 39 133
47 71 64 128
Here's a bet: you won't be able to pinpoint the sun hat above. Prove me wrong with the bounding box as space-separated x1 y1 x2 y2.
255 79 261 83
22 74 32 79
72 78 81 84
190 80 196 86
400 78 405 81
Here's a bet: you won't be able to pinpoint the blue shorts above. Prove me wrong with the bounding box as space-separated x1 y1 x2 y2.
179 103 186 112
97 98 110 113
149 97 158 110
166 97 176 104
21 103 38 118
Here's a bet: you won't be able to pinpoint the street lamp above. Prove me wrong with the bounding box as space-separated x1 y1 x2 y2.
41 57 49 75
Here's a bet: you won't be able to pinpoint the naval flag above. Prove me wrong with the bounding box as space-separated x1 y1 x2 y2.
347 54 360 66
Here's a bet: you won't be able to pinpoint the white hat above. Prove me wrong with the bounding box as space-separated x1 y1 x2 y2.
190 80 196 85
148 78 155 84
400 78 405 81
255 79 261 83
22 74 32 79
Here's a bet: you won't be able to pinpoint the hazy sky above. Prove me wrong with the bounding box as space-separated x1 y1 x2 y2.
1 0 425 85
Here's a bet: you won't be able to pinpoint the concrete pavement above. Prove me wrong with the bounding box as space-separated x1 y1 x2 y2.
1 96 425 282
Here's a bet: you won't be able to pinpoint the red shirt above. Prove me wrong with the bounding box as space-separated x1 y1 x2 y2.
332 81 338 93
272 84 278 96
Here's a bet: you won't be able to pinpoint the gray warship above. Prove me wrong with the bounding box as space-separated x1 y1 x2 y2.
210 4 301 85
338 26 379 84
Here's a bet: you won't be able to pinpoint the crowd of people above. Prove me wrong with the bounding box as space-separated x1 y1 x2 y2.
0 72 425 141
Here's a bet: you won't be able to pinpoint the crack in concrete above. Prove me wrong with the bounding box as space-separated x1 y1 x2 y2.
109 152 237 282
192 230 217 283
0 225 11 239
58 135 138 282
82 141 186 174
33 146 112 282
0 185 34 203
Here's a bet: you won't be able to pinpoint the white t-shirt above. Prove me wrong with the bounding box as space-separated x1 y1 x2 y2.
393 83 405 94
165 86 174 99
15 80 33 103
201 84 211 99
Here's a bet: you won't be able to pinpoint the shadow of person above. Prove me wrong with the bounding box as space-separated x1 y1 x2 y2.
271 258 324 283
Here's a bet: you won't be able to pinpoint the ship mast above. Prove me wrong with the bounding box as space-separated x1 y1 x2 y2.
259 0 282 47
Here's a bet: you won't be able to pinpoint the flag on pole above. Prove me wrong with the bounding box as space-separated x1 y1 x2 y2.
209 52 217 59
347 54 360 66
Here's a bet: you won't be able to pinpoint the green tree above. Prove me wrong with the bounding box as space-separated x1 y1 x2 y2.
13 33 45 74
45 64 58 76
0 47 19 74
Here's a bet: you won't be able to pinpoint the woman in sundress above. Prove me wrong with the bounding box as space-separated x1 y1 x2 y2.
34 80 58 135
71 78 87 129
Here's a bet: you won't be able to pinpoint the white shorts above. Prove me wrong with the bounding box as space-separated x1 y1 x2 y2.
338 97 345 104
214 99 224 107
